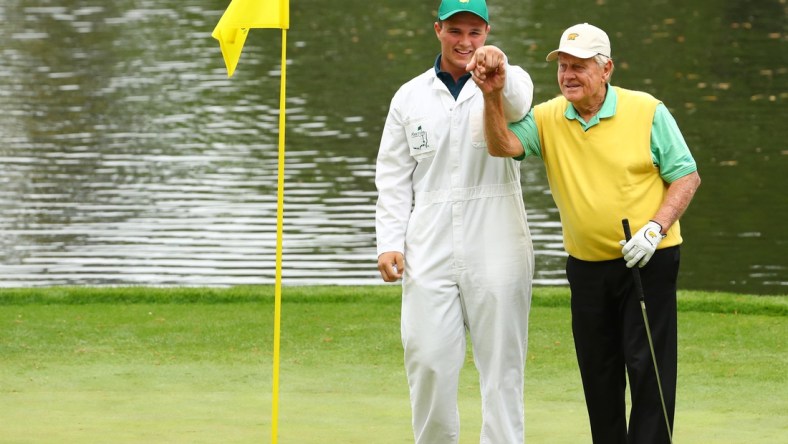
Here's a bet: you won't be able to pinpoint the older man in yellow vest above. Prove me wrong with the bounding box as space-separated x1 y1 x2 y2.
467 23 701 444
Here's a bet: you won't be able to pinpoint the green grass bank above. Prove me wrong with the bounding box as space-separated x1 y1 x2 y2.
1 286 786 443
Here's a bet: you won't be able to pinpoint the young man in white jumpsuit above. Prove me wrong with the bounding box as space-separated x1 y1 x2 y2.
375 1 535 442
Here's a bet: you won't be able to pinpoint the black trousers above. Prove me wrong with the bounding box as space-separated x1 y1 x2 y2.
566 246 679 444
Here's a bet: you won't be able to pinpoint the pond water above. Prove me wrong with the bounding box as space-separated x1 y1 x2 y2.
0 0 785 294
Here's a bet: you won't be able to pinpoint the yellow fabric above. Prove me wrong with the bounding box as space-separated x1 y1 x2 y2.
212 0 290 77
534 87 682 261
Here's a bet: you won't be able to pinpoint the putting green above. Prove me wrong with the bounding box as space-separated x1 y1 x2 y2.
0 286 785 443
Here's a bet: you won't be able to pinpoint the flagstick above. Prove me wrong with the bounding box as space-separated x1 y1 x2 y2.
271 27 287 444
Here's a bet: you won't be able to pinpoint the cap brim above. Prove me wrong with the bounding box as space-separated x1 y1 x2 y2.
438 10 488 23
545 47 598 62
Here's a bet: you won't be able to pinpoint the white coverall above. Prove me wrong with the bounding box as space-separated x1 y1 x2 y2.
375 62 535 444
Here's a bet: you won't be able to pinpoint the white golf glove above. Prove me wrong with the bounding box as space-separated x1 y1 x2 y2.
620 221 665 268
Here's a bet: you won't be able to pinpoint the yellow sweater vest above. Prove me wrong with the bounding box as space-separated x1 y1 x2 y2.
534 87 682 261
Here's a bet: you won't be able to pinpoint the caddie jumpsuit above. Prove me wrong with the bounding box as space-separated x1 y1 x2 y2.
375 62 535 444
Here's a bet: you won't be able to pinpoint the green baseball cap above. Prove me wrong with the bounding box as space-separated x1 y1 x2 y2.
438 0 489 23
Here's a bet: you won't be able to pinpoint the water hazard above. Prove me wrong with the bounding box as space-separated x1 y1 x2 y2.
0 1 784 293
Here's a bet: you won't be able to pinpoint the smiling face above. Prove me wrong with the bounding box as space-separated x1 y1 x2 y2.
556 52 613 112
434 12 489 80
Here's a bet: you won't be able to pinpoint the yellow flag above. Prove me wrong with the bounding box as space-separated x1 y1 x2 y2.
212 0 290 77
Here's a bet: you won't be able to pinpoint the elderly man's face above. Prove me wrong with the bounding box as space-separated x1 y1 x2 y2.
556 53 611 107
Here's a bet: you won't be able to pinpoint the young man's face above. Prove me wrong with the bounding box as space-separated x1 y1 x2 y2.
556 53 612 108
434 12 489 80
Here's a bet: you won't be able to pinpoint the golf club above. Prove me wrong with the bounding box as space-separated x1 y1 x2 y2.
622 218 674 444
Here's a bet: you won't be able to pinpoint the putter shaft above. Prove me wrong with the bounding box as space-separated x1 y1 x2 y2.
623 218 673 443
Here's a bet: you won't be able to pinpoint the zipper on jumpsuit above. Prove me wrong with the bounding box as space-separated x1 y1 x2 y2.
444 89 467 285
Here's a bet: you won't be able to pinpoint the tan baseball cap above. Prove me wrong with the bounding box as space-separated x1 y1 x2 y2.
545 23 611 61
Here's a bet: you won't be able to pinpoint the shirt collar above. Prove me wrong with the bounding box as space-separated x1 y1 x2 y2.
433 54 443 76
564 84 617 130
434 54 472 100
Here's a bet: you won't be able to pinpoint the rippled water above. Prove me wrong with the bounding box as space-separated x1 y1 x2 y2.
0 0 785 293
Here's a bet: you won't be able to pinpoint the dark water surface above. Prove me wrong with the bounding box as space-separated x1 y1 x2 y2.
0 0 785 293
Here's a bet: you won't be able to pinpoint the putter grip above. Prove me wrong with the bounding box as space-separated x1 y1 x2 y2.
622 218 633 241
622 218 646 301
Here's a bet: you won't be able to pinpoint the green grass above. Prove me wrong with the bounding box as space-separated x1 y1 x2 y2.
0 286 785 443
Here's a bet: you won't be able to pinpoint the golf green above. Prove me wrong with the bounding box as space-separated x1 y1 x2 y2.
0 286 785 443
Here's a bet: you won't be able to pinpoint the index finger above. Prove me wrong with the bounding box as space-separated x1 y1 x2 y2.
466 48 484 72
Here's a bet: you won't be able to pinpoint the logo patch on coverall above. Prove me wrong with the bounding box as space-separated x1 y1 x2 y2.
406 120 435 160
409 125 429 150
